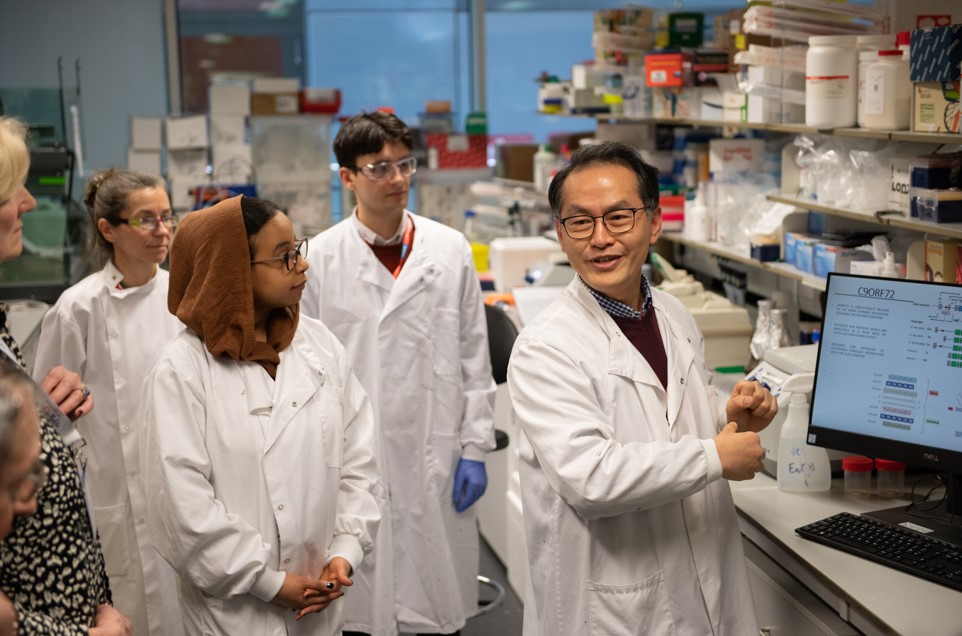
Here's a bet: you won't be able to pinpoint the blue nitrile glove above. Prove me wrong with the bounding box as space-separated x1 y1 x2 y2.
452 458 487 513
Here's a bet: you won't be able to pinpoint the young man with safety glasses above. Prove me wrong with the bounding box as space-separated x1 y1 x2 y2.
301 111 495 636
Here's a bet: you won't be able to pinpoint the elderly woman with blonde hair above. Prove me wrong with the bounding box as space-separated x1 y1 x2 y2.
0 116 130 636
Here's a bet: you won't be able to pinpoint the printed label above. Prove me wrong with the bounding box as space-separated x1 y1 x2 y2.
806 76 851 101
864 68 885 116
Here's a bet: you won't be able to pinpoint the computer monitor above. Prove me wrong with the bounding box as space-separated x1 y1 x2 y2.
809 273 962 545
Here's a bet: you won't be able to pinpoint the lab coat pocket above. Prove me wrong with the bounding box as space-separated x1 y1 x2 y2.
431 307 461 379
426 431 459 500
94 503 131 578
587 572 676 636
318 386 345 468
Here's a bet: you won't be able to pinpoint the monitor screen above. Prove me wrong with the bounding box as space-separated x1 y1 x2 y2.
809 273 962 477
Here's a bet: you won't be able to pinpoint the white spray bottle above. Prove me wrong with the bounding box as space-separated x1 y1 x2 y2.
777 372 831 492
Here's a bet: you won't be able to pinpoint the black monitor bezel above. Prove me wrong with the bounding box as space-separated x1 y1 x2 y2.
807 272 962 474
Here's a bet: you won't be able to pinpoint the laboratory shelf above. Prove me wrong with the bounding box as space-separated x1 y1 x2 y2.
767 194 962 241
659 232 826 291
541 112 962 144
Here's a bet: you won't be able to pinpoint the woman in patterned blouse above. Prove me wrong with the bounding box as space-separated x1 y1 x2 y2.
0 116 131 635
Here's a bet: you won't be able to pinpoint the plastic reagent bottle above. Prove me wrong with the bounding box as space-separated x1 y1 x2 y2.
777 373 831 492
880 251 898 278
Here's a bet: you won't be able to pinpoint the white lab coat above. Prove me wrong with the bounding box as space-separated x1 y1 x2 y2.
507 279 759 636
301 211 496 635
143 316 380 636
33 261 184 636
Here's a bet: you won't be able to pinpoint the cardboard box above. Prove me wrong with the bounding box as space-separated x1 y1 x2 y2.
165 115 208 150
211 143 253 182
131 117 162 151
495 144 538 182
210 115 247 146
127 149 161 174
708 138 765 175
913 81 961 133
251 93 299 115
252 77 299 93
925 238 959 282
167 148 208 178
425 134 488 169
888 0 959 32
645 52 691 88
209 83 251 115
909 25 962 83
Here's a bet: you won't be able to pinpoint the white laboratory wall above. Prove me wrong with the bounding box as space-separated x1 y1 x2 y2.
0 0 167 183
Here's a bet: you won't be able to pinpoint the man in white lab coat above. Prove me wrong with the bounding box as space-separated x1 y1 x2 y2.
301 111 496 636
507 141 778 635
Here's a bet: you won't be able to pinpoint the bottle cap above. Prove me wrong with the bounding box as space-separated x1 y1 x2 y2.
896 31 910 47
464 209 476 218
842 456 874 472
875 458 907 471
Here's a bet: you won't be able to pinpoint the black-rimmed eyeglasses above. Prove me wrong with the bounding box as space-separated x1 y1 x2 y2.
559 208 645 240
250 238 308 272
355 156 417 181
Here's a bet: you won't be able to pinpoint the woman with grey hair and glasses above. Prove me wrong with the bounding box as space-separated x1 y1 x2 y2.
33 167 184 636
0 115 131 635
0 365 42 636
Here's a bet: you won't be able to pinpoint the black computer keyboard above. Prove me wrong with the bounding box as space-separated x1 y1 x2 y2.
796 512 962 592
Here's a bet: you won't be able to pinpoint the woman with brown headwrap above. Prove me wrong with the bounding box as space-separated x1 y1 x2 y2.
142 195 379 635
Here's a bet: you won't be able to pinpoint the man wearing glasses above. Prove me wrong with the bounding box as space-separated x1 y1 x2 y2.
301 111 495 636
507 141 777 634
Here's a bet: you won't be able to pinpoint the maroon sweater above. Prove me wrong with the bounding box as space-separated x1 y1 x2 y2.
612 310 669 390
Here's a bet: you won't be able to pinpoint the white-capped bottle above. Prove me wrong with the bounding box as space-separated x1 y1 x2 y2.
806 35 858 128
777 373 831 492
533 145 557 193
880 251 898 278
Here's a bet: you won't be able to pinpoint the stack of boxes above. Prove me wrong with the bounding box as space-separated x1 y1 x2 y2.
164 115 209 211
209 82 252 187
909 24 962 133
125 77 335 234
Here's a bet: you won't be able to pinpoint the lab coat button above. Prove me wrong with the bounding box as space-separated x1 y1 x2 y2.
284 558 291 564
292 401 297 407
241 388 246 395
137 518 145 524
680 378 685 384
277 504 284 510
109 330 119 338
129 471 136 477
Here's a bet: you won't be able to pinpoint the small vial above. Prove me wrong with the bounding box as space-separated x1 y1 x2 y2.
875 458 906 498
842 456 873 496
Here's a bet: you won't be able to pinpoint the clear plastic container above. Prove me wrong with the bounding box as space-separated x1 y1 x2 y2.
842 456 873 496
875 458 906 498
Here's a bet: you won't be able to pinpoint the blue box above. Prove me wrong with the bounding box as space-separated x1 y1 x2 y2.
795 239 815 274
910 25 962 83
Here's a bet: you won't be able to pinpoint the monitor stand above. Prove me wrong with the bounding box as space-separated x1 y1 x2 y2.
863 474 962 551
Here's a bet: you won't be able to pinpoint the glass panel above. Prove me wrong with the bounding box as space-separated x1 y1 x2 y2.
485 10 596 142
305 10 470 125
306 0 459 10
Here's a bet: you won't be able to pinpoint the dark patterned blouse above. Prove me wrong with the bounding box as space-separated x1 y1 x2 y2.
0 304 110 634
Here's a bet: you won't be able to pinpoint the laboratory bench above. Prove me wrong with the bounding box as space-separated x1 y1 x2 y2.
732 473 962 636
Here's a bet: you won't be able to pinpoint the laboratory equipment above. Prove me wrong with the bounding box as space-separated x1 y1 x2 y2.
745 344 847 477
875 458 906 497
488 236 564 293
651 254 753 370
796 513 962 592
776 373 831 492
804 272 962 550
842 456 874 496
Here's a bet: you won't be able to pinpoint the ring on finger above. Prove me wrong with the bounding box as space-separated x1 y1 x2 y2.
78 386 91 400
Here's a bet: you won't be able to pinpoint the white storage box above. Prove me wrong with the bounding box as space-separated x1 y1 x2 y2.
166 115 209 150
131 117 162 151
489 236 564 293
